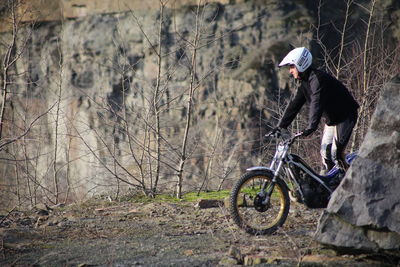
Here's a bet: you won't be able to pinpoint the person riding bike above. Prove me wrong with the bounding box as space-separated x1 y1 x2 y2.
274 47 359 173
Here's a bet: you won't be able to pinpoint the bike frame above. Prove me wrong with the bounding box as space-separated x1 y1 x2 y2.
246 132 340 203
230 131 358 234
287 154 332 189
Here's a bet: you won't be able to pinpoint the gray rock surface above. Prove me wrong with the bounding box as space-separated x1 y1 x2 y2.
0 0 311 202
314 76 400 251
1 0 399 206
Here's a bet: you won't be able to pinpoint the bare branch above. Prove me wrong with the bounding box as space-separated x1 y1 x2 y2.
0 102 57 150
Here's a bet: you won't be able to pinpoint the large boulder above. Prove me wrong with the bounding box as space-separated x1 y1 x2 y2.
314 76 400 251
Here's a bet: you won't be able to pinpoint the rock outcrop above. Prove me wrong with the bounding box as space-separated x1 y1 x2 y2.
314 76 400 251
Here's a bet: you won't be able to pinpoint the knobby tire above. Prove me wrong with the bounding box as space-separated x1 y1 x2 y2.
229 171 290 235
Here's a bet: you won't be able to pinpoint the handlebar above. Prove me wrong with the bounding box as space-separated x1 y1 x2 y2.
290 132 303 142
265 130 281 138
265 130 304 145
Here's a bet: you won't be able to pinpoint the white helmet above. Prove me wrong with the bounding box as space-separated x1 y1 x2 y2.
278 47 312 72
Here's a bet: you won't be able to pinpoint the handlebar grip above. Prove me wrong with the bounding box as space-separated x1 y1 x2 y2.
294 132 303 137
265 131 274 137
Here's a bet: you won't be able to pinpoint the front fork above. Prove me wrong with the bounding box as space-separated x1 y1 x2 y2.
259 159 285 205
259 181 276 206
254 141 289 206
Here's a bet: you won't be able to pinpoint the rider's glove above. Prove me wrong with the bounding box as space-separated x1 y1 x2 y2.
265 127 281 139
301 128 314 137
269 127 282 137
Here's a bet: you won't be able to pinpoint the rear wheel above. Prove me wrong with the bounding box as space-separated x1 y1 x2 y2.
229 171 290 235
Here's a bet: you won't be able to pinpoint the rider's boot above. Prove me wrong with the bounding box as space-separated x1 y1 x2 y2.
335 142 350 172
320 158 335 175
337 157 349 172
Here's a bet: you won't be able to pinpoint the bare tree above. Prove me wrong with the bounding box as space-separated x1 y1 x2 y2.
0 0 50 151
0 0 18 140
175 2 202 198
52 38 64 204
0 0 77 208
82 0 219 198
351 0 376 147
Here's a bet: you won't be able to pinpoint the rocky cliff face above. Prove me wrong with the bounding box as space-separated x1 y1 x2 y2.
0 0 312 203
314 77 400 251
0 0 399 207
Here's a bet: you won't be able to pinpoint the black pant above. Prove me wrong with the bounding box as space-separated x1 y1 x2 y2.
335 113 357 170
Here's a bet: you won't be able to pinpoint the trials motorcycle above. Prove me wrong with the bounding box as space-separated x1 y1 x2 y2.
229 130 357 235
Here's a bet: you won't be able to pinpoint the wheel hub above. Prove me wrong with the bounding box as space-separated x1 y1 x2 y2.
254 194 269 212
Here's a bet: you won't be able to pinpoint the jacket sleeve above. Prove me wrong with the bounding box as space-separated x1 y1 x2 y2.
307 76 323 131
278 88 306 129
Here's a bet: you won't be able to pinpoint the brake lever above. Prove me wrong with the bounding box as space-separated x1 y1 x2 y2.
265 130 281 139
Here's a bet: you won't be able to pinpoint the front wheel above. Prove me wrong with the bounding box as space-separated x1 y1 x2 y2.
229 171 290 235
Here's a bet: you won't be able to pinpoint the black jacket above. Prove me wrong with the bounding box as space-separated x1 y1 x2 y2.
278 68 359 132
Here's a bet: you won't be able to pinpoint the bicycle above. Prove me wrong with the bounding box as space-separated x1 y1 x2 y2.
229 129 357 235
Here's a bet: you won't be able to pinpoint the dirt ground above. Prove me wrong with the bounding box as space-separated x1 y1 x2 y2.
0 198 398 267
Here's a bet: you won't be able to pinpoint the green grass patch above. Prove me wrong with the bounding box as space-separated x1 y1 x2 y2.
182 190 230 202
126 190 231 204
